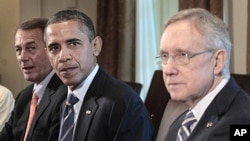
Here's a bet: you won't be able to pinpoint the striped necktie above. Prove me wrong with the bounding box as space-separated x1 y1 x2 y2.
59 93 79 141
23 92 39 141
176 110 197 141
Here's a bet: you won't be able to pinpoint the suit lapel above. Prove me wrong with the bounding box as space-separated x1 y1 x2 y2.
73 68 106 140
74 97 98 140
28 74 63 136
188 78 241 141
19 85 34 140
165 110 187 141
33 87 53 121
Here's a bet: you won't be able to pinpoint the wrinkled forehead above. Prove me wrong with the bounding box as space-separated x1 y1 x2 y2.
45 21 87 38
160 20 204 53
15 28 43 45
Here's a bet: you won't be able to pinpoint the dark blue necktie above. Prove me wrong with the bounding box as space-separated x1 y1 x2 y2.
59 93 79 141
176 110 197 141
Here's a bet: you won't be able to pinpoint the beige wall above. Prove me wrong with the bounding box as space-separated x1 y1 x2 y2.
0 1 22 96
0 0 248 97
229 0 248 74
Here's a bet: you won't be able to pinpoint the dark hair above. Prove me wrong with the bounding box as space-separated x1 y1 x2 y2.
46 9 95 41
17 18 48 33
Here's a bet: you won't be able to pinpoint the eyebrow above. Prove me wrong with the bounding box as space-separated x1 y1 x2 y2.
15 41 36 48
66 38 81 43
160 48 187 53
47 42 58 48
26 41 36 46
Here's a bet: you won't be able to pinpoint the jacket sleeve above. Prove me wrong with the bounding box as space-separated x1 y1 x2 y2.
114 93 156 141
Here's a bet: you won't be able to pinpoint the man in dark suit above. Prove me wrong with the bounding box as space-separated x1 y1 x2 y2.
0 18 67 141
44 10 155 141
157 8 250 141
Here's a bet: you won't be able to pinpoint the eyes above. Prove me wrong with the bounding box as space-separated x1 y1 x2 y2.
159 52 189 59
158 50 213 65
157 51 192 65
47 39 82 53
15 43 37 55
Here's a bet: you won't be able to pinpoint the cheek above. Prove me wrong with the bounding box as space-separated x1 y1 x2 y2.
77 49 92 63
187 64 213 89
46 53 57 65
49 57 58 68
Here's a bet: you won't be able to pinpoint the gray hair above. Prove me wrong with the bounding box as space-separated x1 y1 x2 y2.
165 8 231 76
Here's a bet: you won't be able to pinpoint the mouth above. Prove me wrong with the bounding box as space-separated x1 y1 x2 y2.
59 66 77 73
22 66 35 72
167 82 182 88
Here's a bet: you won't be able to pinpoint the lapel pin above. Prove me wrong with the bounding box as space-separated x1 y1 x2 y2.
86 110 92 115
206 122 213 128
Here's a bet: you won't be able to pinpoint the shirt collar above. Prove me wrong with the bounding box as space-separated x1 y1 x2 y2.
67 64 99 102
192 75 230 121
33 70 55 100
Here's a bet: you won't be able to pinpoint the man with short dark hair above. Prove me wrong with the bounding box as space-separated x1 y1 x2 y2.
45 9 155 141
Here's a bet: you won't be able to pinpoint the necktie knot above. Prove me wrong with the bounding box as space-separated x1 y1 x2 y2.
177 110 197 141
66 93 79 107
182 111 197 129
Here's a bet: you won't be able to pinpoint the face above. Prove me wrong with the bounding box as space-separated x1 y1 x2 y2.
45 21 102 90
15 28 52 83
159 20 219 107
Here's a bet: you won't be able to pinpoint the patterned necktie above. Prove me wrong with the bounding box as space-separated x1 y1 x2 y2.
23 92 39 141
59 93 79 141
176 110 197 141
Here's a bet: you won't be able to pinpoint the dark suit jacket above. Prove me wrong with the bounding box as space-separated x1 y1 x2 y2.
0 74 67 141
165 78 250 141
69 68 155 141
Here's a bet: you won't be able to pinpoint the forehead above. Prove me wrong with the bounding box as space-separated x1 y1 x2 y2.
45 21 88 41
15 28 43 45
160 20 202 52
46 21 84 35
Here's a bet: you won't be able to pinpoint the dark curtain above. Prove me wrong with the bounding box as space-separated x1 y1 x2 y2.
179 0 223 19
247 2 250 74
96 0 136 81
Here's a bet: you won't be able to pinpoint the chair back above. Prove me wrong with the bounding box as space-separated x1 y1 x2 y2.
144 70 170 133
231 73 250 94
124 81 143 95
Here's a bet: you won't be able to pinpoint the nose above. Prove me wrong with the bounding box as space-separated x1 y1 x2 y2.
19 50 29 62
162 57 177 76
59 46 72 62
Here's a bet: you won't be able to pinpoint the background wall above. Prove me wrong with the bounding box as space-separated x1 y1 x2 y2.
0 0 248 97
0 1 21 96
229 0 248 74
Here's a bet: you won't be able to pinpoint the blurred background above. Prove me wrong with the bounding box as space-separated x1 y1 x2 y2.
0 0 248 101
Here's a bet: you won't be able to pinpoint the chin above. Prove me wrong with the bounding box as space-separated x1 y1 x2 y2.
62 80 72 86
62 79 76 87
170 94 185 102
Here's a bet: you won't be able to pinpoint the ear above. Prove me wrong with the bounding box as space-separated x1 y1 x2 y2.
213 49 227 75
92 36 102 56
